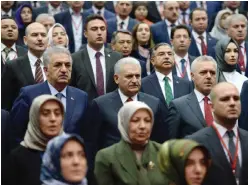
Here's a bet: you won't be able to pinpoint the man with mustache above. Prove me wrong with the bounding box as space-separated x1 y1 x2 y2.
1 1 15 17
167 55 217 138
188 82 248 185
2 22 48 111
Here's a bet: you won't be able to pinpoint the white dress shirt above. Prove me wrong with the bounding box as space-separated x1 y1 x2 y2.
28 51 46 80
118 88 138 104
155 71 174 101
179 9 190 25
116 15 129 30
87 44 106 93
92 6 104 17
194 89 211 118
1 43 18 63
223 71 248 93
48 3 62 15
165 19 180 39
174 53 191 80
1 9 12 16
192 31 207 55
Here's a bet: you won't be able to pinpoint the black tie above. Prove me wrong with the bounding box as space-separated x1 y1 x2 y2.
56 92 63 100
120 21 124 29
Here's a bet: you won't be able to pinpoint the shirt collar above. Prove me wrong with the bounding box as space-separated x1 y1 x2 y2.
86 44 105 61
180 8 190 14
92 5 104 15
69 7 83 15
155 70 173 82
213 121 238 138
240 41 245 48
118 88 138 103
226 7 239 14
194 89 210 103
1 9 12 16
48 3 61 12
1 42 17 52
174 53 189 63
165 19 179 27
116 15 129 25
192 30 207 40
47 81 67 98
28 50 44 66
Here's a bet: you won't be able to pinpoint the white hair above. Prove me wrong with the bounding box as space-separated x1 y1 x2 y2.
114 57 141 74
191 55 217 72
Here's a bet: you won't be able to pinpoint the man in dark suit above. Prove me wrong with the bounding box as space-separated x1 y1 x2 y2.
84 1 115 20
178 2 193 26
2 22 48 111
171 25 195 80
10 46 88 147
1 16 27 72
106 1 138 43
141 43 193 111
226 14 248 77
71 15 122 102
54 1 87 53
187 82 248 185
167 55 217 138
146 1 164 23
151 1 180 45
188 8 217 58
1 1 15 17
240 80 248 131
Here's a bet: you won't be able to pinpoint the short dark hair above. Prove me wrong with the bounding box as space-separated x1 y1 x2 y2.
1 15 15 21
189 8 207 21
151 43 172 58
171 25 191 39
133 2 148 12
83 14 106 31
111 29 132 44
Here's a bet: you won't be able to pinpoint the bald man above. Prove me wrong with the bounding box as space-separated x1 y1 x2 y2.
188 82 248 185
2 22 48 110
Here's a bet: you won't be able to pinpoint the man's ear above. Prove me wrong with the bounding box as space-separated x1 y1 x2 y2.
114 74 119 85
84 30 87 39
23 36 28 46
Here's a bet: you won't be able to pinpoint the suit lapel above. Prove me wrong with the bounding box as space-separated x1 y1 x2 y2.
162 22 170 44
149 73 166 104
190 36 200 56
172 75 181 98
18 55 35 84
104 48 112 91
65 87 75 126
239 129 248 184
110 90 123 112
245 42 248 77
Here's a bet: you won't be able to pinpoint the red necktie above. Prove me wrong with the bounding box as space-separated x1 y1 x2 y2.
95 52 104 96
35 59 44 83
126 97 133 103
238 46 245 72
199 35 207 55
204 97 213 126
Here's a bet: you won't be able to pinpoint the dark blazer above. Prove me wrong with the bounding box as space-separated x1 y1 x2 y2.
104 1 115 13
1 110 11 164
187 126 248 185
237 41 248 77
151 21 170 45
146 1 162 23
172 54 195 78
1 54 36 111
240 80 248 131
141 73 193 110
94 140 169 185
106 16 139 43
10 81 88 146
70 47 122 102
167 91 207 139
84 8 115 20
54 10 88 53
189 32 217 58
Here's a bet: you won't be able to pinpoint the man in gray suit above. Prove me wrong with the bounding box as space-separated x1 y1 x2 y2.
167 55 217 138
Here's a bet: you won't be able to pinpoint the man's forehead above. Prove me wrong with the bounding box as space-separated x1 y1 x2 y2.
117 33 132 40
1 19 16 25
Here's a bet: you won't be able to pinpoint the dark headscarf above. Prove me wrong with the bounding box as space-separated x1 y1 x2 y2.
15 3 32 29
40 133 87 185
158 139 211 185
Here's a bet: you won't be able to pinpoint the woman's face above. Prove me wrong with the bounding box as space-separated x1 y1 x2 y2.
136 23 150 45
220 12 231 29
60 140 87 183
128 109 152 145
21 7 32 24
224 42 239 65
39 100 63 138
135 5 148 21
185 148 208 185
52 26 68 47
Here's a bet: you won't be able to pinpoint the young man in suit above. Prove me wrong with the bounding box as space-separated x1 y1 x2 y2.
141 43 193 111
1 22 48 111
71 15 122 102
167 55 217 138
188 82 248 185
10 46 88 148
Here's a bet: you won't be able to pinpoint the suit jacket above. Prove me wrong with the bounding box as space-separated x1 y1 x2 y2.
70 47 122 102
54 10 88 53
146 1 162 23
1 110 11 163
94 140 169 185
239 80 248 131
141 73 193 110
189 32 217 58
151 21 170 45
172 54 195 78
84 8 115 20
1 54 36 111
104 1 115 13
236 41 248 77
187 126 248 185
10 81 88 146
106 16 139 43
167 91 207 138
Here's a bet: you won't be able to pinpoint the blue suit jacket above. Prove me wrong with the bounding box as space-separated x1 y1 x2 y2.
151 21 170 45
237 42 248 77
10 81 88 145
189 33 217 58
240 80 248 131
106 16 139 43
54 10 88 53
84 8 115 20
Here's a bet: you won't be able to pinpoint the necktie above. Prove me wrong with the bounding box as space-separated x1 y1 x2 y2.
238 46 245 72
226 130 240 179
182 11 186 24
35 59 44 83
56 92 63 100
203 97 213 126
164 77 173 105
97 10 101 15
199 35 207 55
4 47 12 62
119 21 124 29
126 97 133 103
171 23 175 28
180 59 189 80
95 52 104 96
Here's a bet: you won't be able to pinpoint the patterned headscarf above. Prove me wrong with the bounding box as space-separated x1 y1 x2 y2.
15 3 33 29
21 95 64 151
40 133 87 185
117 101 154 143
158 139 211 185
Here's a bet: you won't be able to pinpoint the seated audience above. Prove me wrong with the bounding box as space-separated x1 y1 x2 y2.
132 2 153 26
94 101 169 185
47 23 69 48
35 13 55 32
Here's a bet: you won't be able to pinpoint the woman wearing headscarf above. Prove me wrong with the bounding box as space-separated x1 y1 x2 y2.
6 95 64 185
47 23 69 49
158 139 211 185
210 9 232 41
215 38 248 93
41 133 87 185
94 101 168 185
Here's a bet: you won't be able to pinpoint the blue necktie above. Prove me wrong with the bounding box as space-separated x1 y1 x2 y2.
180 59 189 80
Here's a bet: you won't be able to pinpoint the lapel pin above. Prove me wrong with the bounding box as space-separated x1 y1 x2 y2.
108 54 110 57
148 161 155 170
176 81 179 84
71 97 74 100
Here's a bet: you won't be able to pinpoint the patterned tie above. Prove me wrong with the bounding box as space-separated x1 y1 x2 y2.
126 97 133 103
203 97 213 126
35 59 44 83
164 77 173 105
199 35 207 55
4 47 12 61
119 21 124 29
238 46 245 72
180 59 189 80
95 52 104 96
182 11 186 24
56 92 63 100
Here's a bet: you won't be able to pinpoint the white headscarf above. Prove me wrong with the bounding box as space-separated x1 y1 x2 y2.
117 101 154 143
47 23 69 48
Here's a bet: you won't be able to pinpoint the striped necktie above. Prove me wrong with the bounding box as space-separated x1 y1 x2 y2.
35 59 44 83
